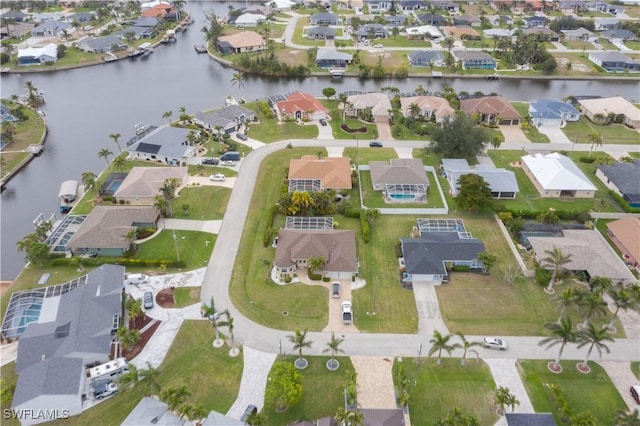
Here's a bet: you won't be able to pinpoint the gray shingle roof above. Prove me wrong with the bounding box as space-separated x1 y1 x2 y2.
370 159 428 186
13 358 84 406
80 35 125 51
122 397 185 425
402 233 485 276
597 160 640 202
194 105 254 130
307 26 337 37
129 126 196 159
316 48 353 62
408 50 444 64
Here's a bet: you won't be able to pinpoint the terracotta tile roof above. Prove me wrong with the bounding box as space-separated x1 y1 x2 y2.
114 166 188 200
607 217 640 265
400 96 455 121
275 91 329 115
460 96 521 120
274 229 357 272
217 31 265 49
442 26 480 39
288 156 352 190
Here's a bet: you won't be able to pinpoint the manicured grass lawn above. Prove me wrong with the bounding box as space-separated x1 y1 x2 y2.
173 286 201 308
511 102 550 143
359 170 445 209
631 362 640 380
187 164 238 177
136 230 214 269
1 362 19 426
263 356 354 424
562 117 639 145
331 119 378 140
395 358 498 425
519 360 627 425
374 37 431 48
343 147 396 165
0 106 46 179
248 121 318 143
171 186 231 220
561 40 594 50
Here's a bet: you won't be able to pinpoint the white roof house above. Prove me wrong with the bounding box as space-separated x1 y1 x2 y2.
17 43 58 65
405 25 443 38
234 12 266 27
521 153 596 198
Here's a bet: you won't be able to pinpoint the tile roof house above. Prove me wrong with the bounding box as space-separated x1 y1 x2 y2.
67 206 158 257
288 155 352 192
588 52 640 72
274 229 358 280
400 96 454 123
127 126 198 165
596 160 640 207
521 27 560 41
307 26 337 39
122 397 185 425
460 96 521 125
193 105 255 134
17 43 58 66
315 48 353 68
310 12 340 25
407 50 445 67
12 265 125 425
442 158 519 199
452 51 497 70
606 217 640 271
77 36 128 54
369 159 429 203
216 31 266 54
520 153 596 198
529 230 636 283
528 99 581 127
345 93 392 123
274 91 329 121
561 27 596 42
442 25 481 40
113 166 188 205
141 3 179 19
578 96 640 129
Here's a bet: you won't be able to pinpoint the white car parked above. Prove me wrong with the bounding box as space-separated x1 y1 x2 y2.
483 337 507 351
209 173 225 182
373 44 383 48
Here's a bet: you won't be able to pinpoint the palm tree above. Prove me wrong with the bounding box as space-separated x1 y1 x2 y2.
289 190 315 215
615 409 640 426
181 403 208 425
202 297 223 347
408 102 421 119
81 171 98 194
109 132 122 152
606 287 639 332
323 332 345 370
576 290 608 330
589 276 612 296
477 252 498 274
98 148 113 167
588 131 603 157
287 329 313 368
576 322 613 372
161 385 191 411
415 84 426 96
335 408 350 426
124 228 138 252
117 326 140 352
231 72 245 95
216 310 238 355
162 110 173 125
453 332 481 366
112 155 126 171
153 195 171 226
553 287 579 324
541 247 573 293
307 256 326 277
428 330 455 366
494 386 517 415
442 36 455 53
538 317 577 372
125 296 144 327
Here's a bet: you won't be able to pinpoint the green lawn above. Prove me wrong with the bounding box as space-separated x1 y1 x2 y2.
262 356 354 424
396 358 498 426
632 362 640 380
511 102 550 143
248 121 318 143
331 119 378 140
136 230 215 269
343 147 397 165
561 40 594 50
1 362 19 426
359 170 445 209
173 286 201 308
562 117 640 145
171 186 231 220
0 106 47 179
519 360 627 425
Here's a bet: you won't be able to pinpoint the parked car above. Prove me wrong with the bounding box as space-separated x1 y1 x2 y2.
220 151 241 162
143 291 154 310
223 160 236 166
209 173 225 182
125 273 150 285
331 282 340 298
240 405 257 423
631 385 640 404
236 132 248 141
374 44 383 48
202 158 219 165
369 141 383 147
483 337 507 351
93 381 118 400
342 301 352 324
319 118 327 126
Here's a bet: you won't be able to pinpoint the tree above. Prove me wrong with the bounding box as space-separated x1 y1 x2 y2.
477 252 498 274
160 178 179 200
202 297 223 347
24 81 44 109
614 409 640 426
98 148 113 167
178 106 190 122
289 191 315 216
541 247 572 293
538 317 577 372
442 36 455 53
216 309 238 355
553 287 579 324
576 290 607 330
430 111 489 159
453 332 481 366
408 102 421 119
117 326 140 352
264 361 302 412
433 408 480 426
126 296 144 327
588 131 604 157
16 237 49 265
307 256 325 276
428 330 455 366
494 386 517 415
231 72 245 95
162 110 173 124
161 385 191 411
456 174 494 212
81 171 98 194
112 155 126 172
322 87 336 99
364 207 379 225
109 132 122 152
606 287 639 331
323 332 345 369
287 329 313 365
153 195 172 226
576 322 613 371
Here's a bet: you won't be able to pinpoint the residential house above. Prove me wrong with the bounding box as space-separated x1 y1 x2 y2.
561 27 596 42
315 409 406 426
405 25 444 39
486 15 514 26
431 0 459 12
201 410 244 426
17 44 58 66
31 12 65 23
77 36 128 54
288 155 352 192
505 413 558 426
310 12 340 25
385 15 407 29
578 96 640 128
415 13 447 26
316 48 353 68
528 99 581 127
528 230 636 283
133 16 159 28
65 12 95 23
126 25 155 38
407 50 445 67
113 167 188 205
594 17 619 30
369 159 429 203
606 217 640 271
122 397 185 426
141 3 179 20
1 11 29 22
307 26 337 39
367 0 394 13
67 206 158 256
127 126 198 165
558 1 589 14
442 25 481 40
522 27 560 41
460 96 521 125
398 0 427 11
355 23 388 39
233 12 266 28
452 51 497 70
484 28 515 38
11 265 125 425
596 160 640 207
523 16 549 28
441 158 519 199
590 1 624 15
193 105 255 134
401 219 486 284
345 92 392 123
31 20 72 37
270 0 297 11
454 15 482 27
1 22 35 39
400 96 454 123
601 29 638 42
589 52 640 72
274 229 358 281
216 31 267 54
520 152 596 198
274 91 329 121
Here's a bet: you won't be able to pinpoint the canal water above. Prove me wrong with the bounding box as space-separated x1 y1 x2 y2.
1 0 638 280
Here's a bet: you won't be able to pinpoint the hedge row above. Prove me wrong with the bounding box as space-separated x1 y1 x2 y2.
360 210 370 244
51 257 186 269
344 208 361 218
608 190 640 213
451 265 470 272
499 208 590 222
263 205 278 247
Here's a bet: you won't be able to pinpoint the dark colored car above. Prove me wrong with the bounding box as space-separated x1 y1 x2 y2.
240 405 257 423
369 141 383 147
331 282 340 298
236 133 248 141
202 158 219 165
631 385 640 404
319 118 327 126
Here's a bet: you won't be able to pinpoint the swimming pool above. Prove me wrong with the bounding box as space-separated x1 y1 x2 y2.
105 180 123 193
389 193 416 200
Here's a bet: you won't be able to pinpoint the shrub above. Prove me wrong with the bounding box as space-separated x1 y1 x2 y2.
452 265 470 272
262 205 277 247
344 208 361 218
322 276 330 282
284 275 292 283
535 265 551 287
579 156 596 163
51 257 186 269
308 272 323 281
358 126 367 133
360 210 370 243
609 190 640 213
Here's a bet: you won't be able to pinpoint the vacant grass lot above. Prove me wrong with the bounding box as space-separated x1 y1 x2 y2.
249 121 318 143
343 147 396 165
519 360 627 425
395 358 498 425
359 170 445 209
562 117 639 145
263 356 354 424
171 186 231 220
136 230 214 269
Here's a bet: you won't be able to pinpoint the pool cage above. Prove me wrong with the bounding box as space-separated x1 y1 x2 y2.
45 214 86 253
288 179 322 193
385 184 426 203
1 274 88 340
416 218 473 238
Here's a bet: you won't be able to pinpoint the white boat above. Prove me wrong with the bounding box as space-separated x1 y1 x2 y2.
59 180 78 213
194 43 207 53
225 96 239 106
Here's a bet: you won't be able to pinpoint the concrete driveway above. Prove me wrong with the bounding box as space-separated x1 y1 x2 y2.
316 120 334 140
499 125 529 144
376 122 392 140
537 126 573 145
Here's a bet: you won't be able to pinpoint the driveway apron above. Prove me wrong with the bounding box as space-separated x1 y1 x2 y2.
227 346 277 418
411 281 449 335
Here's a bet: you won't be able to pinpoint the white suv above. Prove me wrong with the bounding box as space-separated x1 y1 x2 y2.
483 337 507 351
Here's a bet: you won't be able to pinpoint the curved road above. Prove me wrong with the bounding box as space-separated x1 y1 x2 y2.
200 137 639 360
